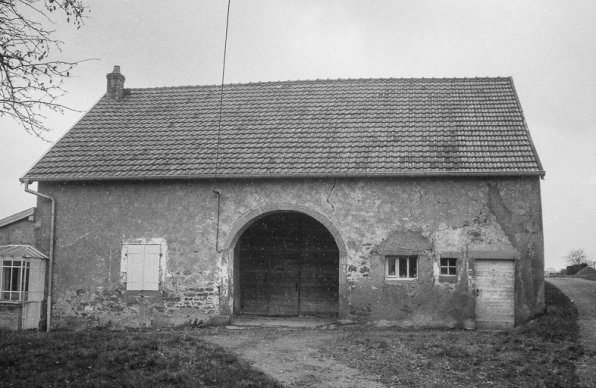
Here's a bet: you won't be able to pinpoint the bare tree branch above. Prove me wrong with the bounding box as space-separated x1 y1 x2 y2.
563 248 589 266
0 0 90 139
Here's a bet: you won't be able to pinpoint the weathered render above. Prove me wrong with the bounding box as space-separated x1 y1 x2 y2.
20 67 545 330
0 208 37 246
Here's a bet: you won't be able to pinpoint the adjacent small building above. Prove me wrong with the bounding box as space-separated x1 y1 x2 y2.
0 207 37 246
0 245 47 330
19 67 545 330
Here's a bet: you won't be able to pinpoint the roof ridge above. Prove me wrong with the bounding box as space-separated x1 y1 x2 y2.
124 76 514 91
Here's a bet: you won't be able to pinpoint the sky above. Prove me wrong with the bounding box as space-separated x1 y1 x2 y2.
1 0 595 271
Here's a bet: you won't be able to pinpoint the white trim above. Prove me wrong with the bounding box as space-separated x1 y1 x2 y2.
385 255 418 280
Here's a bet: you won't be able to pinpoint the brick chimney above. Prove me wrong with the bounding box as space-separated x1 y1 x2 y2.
106 65 126 102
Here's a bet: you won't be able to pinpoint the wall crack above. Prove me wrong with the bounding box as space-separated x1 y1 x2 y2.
327 179 337 213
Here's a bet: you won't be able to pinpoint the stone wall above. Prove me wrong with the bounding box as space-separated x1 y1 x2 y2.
35 176 544 329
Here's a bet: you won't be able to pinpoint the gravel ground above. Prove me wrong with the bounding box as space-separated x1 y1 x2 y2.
547 277 596 388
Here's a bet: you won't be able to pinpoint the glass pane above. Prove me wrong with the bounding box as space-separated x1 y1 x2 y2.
409 257 417 278
2 268 11 292
399 258 408 277
11 268 21 291
24 267 30 293
3 260 11 266
387 258 396 276
449 267 457 275
441 267 448 275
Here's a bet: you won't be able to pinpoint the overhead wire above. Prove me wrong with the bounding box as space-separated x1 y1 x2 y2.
215 0 232 178
213 0 232 254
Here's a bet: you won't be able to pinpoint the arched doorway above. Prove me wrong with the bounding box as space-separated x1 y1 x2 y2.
235 212 339 317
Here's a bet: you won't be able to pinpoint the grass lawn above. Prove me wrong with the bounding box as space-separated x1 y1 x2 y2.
0 282 584 387
321 282 584 387
0 328 282 388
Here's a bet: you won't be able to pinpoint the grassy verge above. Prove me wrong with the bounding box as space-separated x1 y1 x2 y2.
573 274 596 281
0 328 282 388
321 282 583 387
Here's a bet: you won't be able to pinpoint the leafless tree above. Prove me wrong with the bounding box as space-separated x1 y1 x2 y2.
1 0 88 139
563 248 589 266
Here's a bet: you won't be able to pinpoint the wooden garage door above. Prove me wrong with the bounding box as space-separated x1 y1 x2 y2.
239 212 339 316
475 259 515 330
240 251 300 315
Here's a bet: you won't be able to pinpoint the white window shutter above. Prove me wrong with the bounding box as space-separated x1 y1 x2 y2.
127 245 144 290
144 245 160 291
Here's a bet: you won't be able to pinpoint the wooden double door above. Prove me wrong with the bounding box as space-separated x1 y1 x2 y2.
238 213 339 317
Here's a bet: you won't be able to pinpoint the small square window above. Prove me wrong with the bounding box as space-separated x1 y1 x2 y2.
386 256 417 279
440 258 457 275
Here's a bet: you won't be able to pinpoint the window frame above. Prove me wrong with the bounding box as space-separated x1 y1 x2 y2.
1 260 31 302
385 255 418 280
440 257 457 276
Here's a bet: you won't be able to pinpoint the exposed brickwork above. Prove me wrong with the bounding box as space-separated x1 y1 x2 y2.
51 281 219 330
0 304 22 330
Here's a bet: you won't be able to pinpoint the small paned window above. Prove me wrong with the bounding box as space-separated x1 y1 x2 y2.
440 258 457 275
1 260 30 301
386 256 417 279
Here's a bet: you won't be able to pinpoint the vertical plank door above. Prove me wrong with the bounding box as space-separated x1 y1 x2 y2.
268 252 300 316
239 252 270 315
475 259 515 330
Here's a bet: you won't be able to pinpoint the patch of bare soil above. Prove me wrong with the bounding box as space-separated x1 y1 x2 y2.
201 327 385 388
547 278 596 388
199 284 582 387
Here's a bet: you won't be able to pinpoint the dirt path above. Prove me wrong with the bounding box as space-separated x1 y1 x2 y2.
201 327 385 388
547 278 596 387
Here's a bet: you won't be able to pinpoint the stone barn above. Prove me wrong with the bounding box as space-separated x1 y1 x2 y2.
20 67 545 331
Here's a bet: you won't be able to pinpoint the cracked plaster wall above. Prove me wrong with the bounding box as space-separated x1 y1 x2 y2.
36 176 543 329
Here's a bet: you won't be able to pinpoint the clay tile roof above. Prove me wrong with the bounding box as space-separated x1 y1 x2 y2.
21 77 544 181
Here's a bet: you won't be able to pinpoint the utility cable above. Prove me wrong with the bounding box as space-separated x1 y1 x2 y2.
214 0 231 254
215 0 231 178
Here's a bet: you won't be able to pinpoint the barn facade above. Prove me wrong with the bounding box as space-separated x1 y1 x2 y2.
20 67 545 330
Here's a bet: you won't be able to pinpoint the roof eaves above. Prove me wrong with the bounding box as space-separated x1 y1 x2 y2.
19 93 107 183
22 170 546 183
0 207 36 228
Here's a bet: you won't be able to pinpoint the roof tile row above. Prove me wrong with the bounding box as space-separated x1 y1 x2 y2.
23 77 543 181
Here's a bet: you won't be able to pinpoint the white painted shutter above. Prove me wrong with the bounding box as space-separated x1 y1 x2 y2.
27 259 46 302
126 244 160 291
127 245 145 290
143 245 160 291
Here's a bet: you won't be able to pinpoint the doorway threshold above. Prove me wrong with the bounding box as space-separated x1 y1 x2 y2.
230 315 337 328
